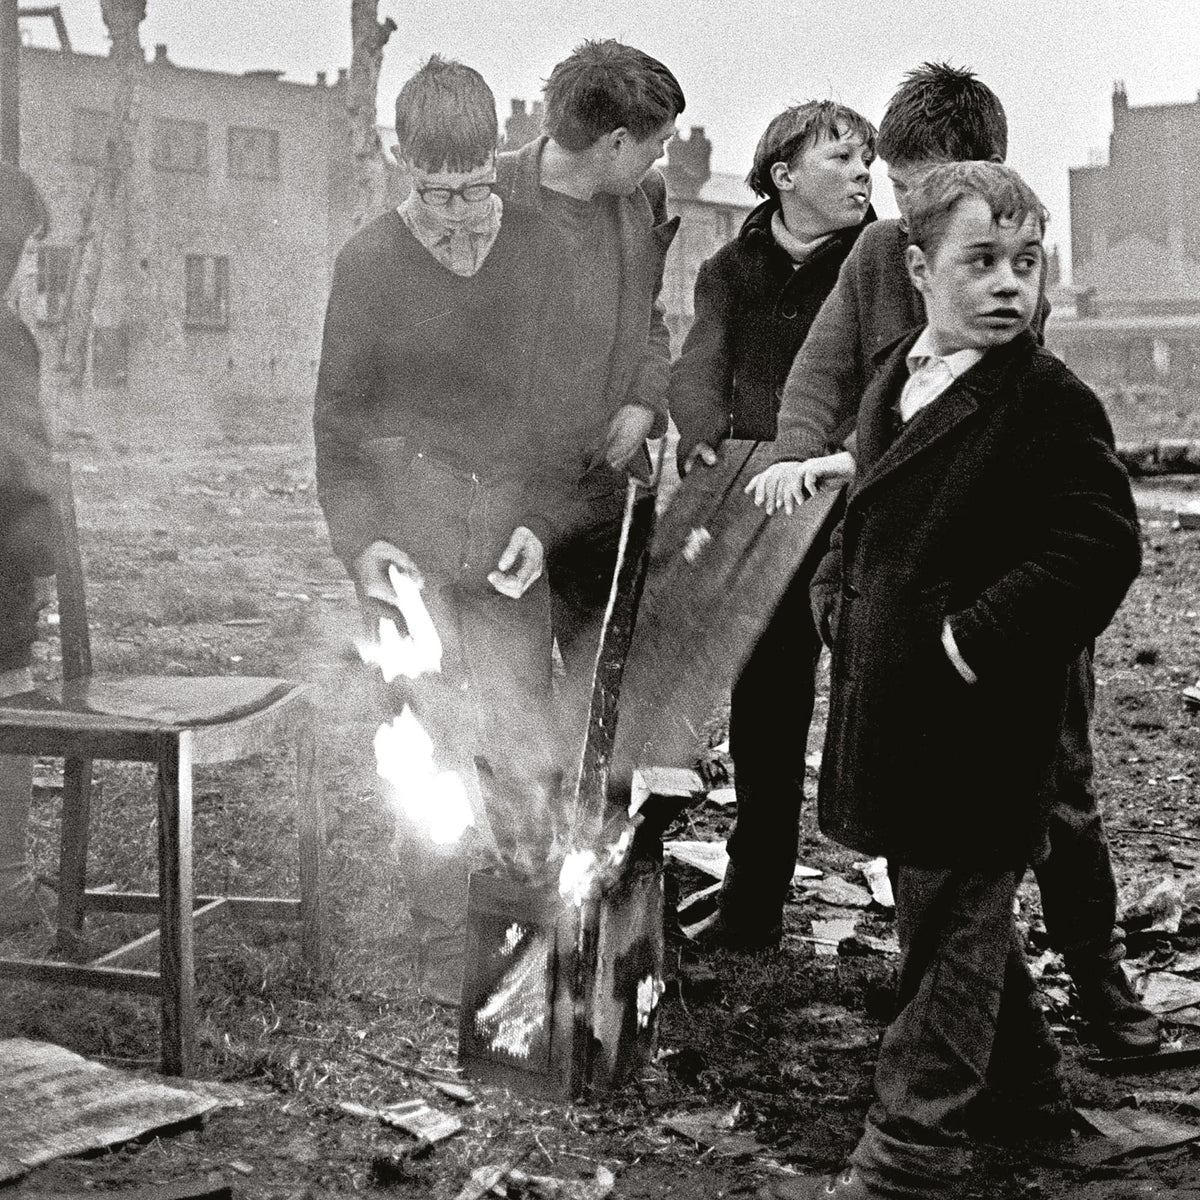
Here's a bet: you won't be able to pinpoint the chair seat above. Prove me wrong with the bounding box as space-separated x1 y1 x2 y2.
0 675 300 732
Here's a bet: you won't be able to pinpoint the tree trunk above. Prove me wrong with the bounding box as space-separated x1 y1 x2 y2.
56 0 144 385
347 0 396 230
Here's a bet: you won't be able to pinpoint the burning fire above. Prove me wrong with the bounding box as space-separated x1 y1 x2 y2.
357 566 442 681
557 825 636 907
374 706 474 845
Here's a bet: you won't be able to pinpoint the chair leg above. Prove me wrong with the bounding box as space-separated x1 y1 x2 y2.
55 756 94 961
157 734 196 1077
295 709 326 971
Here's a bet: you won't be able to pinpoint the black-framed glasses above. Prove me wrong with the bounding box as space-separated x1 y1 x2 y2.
416 180 495 207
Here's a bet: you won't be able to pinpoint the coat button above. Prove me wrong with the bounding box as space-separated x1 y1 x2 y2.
842 582 860 599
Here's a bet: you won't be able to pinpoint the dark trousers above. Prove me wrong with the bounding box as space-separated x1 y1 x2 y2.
363 448 561 920
850 865 1059 1197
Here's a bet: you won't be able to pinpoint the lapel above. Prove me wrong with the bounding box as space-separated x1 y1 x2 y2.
852 329 1038 508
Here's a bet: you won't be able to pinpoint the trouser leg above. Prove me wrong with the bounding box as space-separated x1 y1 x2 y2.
849 865 1025 1198
721 567 821 929
1033 647 1123 967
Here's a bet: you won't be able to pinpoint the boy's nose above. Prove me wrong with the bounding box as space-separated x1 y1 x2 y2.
992 264 1019 294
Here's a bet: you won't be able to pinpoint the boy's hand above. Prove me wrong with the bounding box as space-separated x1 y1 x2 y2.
745 462 806 515
682 442 720 475
354 539 423 604
488 527 544 599
601 404 655 470
797 451 856 496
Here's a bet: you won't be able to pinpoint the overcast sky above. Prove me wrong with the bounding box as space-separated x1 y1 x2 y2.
37 1 1199 279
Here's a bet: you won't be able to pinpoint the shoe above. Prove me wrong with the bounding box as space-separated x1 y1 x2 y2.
968 1075 1078 1147
758 1166 876 1199
0 878 54 934
1072 961 1162 1055
416 932 464 1008
688 908 782 954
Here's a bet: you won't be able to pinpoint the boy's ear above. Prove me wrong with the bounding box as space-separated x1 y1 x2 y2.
604 127 629 159
905 243 930 293
769 160 793 194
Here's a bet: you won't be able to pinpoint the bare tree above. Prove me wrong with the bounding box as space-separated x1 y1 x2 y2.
347 0 396 230
57 0 145 385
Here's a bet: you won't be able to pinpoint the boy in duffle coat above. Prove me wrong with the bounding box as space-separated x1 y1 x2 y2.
748 62 1159 1056
764 163 1141 1199
666 100 876 950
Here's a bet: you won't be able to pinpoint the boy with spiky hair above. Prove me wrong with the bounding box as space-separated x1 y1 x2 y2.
0 164 56 934
766 161 1141 1200
666 99 875 951
496 39 684 697
314 56 568 1005
747 62 1159 1056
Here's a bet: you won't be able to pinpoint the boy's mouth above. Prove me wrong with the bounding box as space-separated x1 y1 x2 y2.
982 307 1023 322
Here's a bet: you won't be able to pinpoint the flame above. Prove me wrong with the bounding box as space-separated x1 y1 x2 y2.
374 705 474 845
357 567 442 681
557 826 636 907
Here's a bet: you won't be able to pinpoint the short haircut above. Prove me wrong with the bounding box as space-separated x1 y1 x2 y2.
746 100 876 200
877 62 1007 167
542 39 685 153
393 55 497 172
0 163 48 245
906 161 1047 258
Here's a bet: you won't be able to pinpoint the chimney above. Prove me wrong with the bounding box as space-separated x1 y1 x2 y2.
502 97 542 151
1112 80 1128 123
317 70 327 87
153 43 169 64
337 68 348 86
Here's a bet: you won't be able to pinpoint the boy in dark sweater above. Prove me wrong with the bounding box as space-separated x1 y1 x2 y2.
748 63 1158 1055
766 161 1141 1200
313 57 568 1004
666 100 875 949
0 165 56 934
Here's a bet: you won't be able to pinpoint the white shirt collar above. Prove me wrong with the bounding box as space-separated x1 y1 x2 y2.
905 327 984 381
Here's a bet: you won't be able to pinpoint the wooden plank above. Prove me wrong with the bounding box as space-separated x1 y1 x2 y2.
609 441 843 802
91 900 226 968
84 891 301 920
0 958 160 994
157 734 195 1077
55 755 95 952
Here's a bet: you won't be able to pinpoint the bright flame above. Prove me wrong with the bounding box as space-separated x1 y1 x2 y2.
557 827 636 907
374 705 474 845
357 568 442 682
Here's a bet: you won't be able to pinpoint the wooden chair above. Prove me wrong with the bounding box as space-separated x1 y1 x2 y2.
0 459 326 1076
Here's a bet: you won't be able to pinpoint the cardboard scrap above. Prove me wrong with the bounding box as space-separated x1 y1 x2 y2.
1120 874 1186 934
800 875 874 909
0 1038 219 1184
705 786 737 808
503 1166 617 1198
664 839 729 880
853 857 895 908
630 767 705 815
381 1098 463 1143
808 918 859 955
1128 1089 1200 1116
1138 971 1200 1015
1074 1106 1200 1162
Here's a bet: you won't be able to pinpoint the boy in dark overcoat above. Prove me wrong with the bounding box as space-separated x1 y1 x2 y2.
748 62 1158 1055
666 100 876 948
765 162 1141 1199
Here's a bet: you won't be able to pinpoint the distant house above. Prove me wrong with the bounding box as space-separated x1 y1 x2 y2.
16 39 357 399
498 103 754 339
1069 83 1200 318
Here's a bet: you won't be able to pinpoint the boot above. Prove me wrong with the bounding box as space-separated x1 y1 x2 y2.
758 1166 878 1199
1071 959 1161 1055
688 861 783 953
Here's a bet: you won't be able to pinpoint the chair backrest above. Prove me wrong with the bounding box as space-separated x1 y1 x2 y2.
47 458 92 682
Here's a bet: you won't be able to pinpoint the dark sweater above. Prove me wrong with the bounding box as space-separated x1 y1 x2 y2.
313 207 569 566
0 305 55 673
668 200 873 467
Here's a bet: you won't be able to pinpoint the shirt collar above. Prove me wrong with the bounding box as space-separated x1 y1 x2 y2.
905 326 984 379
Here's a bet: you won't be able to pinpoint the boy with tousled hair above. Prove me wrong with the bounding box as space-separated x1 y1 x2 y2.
747 61 1159 1055
763 161 1140 1200
666 98 875 950
0 164 57 934
314 56 571 1005
495 39 684 721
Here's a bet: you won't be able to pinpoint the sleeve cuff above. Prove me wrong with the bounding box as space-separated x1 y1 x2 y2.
941 618 978 684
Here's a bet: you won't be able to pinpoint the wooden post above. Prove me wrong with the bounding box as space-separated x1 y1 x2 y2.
157 733 196 1077
294 700 326 971
0 0 18 166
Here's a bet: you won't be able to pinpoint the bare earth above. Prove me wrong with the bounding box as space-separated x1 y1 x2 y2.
1 390 1198 1199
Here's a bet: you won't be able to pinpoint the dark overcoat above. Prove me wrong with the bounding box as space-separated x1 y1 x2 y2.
811 329 1141 868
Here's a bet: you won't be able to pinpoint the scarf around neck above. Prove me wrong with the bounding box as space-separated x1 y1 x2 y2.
399 191 503 277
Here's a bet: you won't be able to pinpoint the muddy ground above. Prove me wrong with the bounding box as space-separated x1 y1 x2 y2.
1 390 1198 1199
